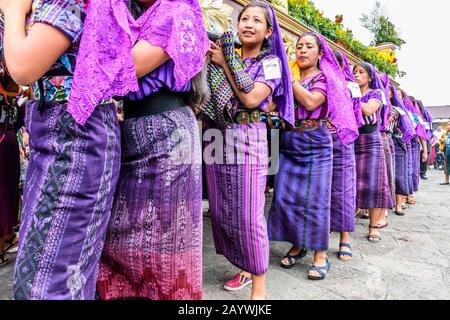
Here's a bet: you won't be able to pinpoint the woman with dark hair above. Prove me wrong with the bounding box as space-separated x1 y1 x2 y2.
73 0 210 300
353 62 393 243
269 33 358 280
0 0 122 300
206 1 294 299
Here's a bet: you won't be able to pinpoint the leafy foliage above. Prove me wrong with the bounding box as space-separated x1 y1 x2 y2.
287 0 403 77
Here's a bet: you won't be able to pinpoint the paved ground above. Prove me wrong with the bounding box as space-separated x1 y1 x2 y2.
1 169 449 300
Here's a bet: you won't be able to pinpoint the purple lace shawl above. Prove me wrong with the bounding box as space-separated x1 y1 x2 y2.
255 1 294 126
67 0 209 125
304 33 358 144
390 84 415 142
337 50 363 127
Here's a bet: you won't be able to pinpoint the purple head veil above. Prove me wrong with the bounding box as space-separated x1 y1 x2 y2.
390 83 415 142
67 0 210 125
301 32 358 144
335 50 363 127
401 91 427 140
363 63 389 131
253 1 294 125
416 100 433 141
379 73 393 132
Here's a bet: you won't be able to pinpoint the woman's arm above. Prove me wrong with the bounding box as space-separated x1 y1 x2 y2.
292 80 326 112
420 138 428 162
132 40 169 79
209 42 272 109
1 0 71 85
360 99 382 117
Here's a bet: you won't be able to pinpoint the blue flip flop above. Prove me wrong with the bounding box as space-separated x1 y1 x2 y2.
280 248 308 269
337 243 353 261
308 257 331 280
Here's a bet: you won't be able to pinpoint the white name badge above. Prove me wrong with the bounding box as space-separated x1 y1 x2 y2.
393 106 406 116
347 82 362 98
424 123 431 130
263 58 282 81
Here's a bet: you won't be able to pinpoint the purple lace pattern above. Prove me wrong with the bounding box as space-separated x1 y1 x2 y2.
308 33 359 145
68 0 209 125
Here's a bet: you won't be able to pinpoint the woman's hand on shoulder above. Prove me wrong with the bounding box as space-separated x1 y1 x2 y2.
0 0 32 15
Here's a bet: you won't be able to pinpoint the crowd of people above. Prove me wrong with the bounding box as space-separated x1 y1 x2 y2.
0 0 447 301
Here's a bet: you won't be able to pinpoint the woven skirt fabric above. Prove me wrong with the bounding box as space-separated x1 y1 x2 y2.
97 106 203 300
204 121 269 275
13 101 121 300
268 126 333 251
406 140 414 194
354 131 394 209
393 136 409 196
330 134 356 233
381 132 395 205
411 137 421 192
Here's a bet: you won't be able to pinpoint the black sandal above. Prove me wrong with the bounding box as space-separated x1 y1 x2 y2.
368 225 381 243
5 234 18 253
280 248 308 269
0 250 9 267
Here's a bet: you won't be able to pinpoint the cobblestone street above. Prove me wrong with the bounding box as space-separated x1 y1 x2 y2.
1 169 449 300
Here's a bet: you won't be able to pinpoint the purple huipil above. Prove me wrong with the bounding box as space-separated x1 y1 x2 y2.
68 0 210 124
13 0 121 300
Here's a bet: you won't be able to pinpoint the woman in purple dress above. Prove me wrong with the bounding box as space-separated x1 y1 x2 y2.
0 0 121 300
268 33 358 280
69 0 210 300
206 1 294 299
353 62 393 243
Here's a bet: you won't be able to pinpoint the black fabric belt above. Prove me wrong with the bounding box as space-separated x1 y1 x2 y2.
359 124 377 134
123 90 186 119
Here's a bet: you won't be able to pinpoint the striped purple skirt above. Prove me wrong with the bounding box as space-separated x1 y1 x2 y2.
205 122 269 276
411 137 421 192
98 107 203 300
393 136 409 196
268 127 332 252
330 134 356 233
355 131 393 209
0 125 20 237
13 101 121 300
381 132 396 204
406 140 414 194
